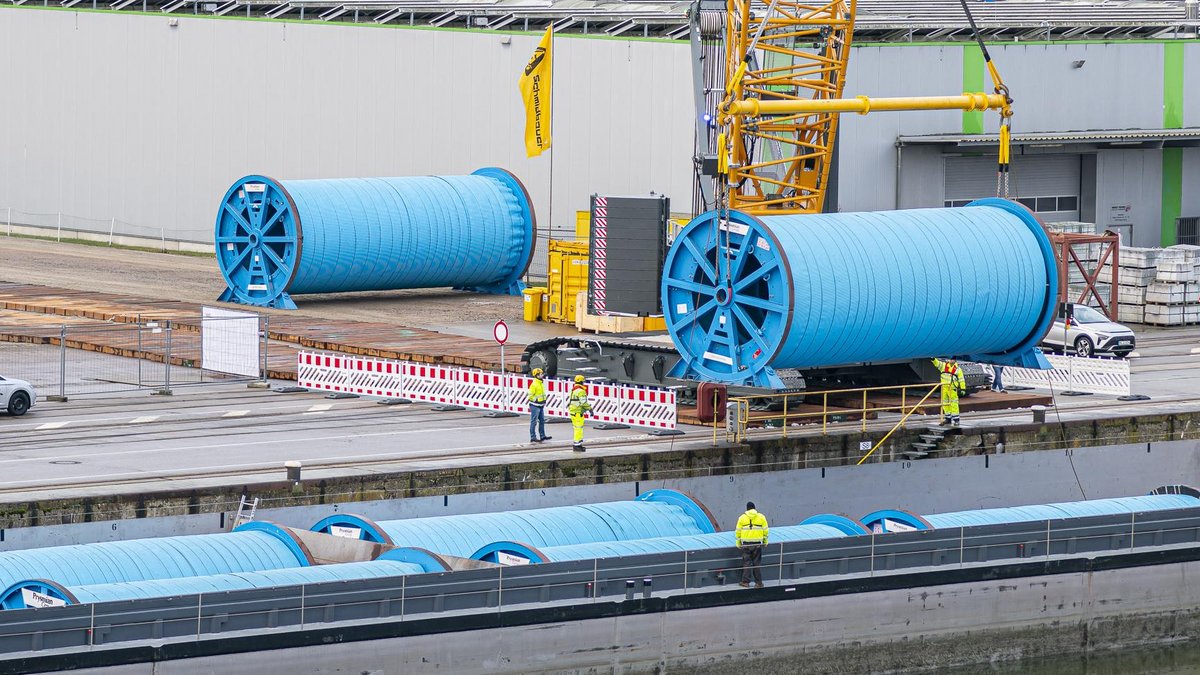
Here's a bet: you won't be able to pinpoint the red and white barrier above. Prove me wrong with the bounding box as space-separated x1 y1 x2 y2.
296 350 678 430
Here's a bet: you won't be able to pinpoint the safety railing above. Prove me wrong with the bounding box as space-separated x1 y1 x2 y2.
0 509 1197 656
2 205 211 251
726 382 941 443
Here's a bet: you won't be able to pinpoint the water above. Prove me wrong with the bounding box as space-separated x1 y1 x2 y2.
933 642 1200 675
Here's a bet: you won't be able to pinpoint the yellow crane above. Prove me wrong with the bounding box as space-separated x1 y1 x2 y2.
690 0 1013 216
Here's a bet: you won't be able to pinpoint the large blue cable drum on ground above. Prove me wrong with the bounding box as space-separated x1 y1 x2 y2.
215 168 536 309
662 199 1058 388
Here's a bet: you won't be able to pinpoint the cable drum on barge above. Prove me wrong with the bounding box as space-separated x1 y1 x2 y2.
214 168 536 309
661 199 1059 388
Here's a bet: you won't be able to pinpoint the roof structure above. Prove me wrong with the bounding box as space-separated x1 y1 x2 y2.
11 0 1198 41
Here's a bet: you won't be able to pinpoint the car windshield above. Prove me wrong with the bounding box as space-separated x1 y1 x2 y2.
1072 305 1109 324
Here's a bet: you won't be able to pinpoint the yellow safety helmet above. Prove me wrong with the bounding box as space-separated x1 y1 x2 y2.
531 368 544 377
574 375 585 383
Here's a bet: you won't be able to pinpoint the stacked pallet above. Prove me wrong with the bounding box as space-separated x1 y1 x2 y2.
1143 246 1200 325
1117 245 1200 325
1115 246 1157 324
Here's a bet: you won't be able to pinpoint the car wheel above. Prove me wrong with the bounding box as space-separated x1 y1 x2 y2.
1074 336 1094 358
1113 350 1132 359
7 392 30 417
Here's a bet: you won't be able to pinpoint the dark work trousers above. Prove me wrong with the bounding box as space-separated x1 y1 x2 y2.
741 545 763 586
529 404 546 441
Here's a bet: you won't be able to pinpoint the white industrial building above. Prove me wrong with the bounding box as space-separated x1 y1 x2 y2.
0 0 1196 264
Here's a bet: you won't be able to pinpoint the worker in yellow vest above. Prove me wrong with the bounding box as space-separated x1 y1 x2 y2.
735 501 769 588
932 357 966 426
568 375 592 452
528 368 551 443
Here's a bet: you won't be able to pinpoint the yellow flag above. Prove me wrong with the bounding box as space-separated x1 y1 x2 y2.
519 27 553 158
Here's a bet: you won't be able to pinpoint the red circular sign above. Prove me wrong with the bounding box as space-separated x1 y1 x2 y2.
493 319 509 345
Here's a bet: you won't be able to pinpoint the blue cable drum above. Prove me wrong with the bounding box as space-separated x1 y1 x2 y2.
473 524 848 564
0 529 310 596
214 168 536 309
0 560 422 609
307 489 718 557
661 199 1058 388
922 494 1200 529
862 494 1200 532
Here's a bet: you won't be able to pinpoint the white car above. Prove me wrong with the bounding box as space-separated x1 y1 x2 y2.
0 376 36 416
1040 303 1136 358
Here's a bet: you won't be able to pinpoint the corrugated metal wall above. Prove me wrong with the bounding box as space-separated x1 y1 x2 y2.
0 9 1193 263
0 9 694 276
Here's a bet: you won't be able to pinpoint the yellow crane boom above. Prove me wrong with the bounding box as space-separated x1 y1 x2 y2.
696 0 1013 216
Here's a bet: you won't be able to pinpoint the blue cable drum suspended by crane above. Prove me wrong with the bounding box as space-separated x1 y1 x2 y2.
661 199 1059 388
214 168 536 309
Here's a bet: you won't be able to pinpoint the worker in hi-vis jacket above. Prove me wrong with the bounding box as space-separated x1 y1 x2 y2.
735 501 769 588
528 368 551 443
567 375 592 452
932 357 966 426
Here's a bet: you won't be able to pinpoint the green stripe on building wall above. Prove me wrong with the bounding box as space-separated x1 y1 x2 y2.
962 47 984 135
1161 43 1185 245
1161 149 1183 246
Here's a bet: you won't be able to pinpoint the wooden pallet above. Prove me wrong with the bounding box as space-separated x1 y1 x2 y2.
0 282 526 377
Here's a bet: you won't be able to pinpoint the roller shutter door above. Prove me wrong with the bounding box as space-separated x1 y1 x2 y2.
944 154 1081 222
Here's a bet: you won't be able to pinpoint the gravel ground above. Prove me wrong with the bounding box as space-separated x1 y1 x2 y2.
0 237 553 335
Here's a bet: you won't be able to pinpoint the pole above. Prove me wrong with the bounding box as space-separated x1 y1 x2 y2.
500 342 507 413
59 325 66 400
196 593 203 639
108 218 115 246
137 315 143 388
56 212 61 242
300 584 306 628
547 29 555 253
164 322 172 394
262 314 269 383
776 542 784 586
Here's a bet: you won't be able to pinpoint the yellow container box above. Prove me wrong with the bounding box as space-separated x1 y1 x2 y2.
522 286 548 322
546 240 589 324
642 316 667 332
575 210 590 242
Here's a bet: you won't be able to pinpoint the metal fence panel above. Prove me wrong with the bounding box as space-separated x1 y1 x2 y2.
0 314 267 399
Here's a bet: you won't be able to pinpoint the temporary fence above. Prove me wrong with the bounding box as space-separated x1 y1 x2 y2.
0 310 267 398
295 350 677 430
1002 354 1131 397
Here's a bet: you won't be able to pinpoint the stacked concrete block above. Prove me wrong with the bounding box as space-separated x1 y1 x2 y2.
1139 246 1200 326
1116 246 1159 324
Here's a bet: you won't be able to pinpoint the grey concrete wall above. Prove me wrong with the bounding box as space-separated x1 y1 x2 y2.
5 437 1195 551
1185 43 1200 129
836 42 1188 218
64 559 1200 674
1184 148 1200 220
1096 148 1164 247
